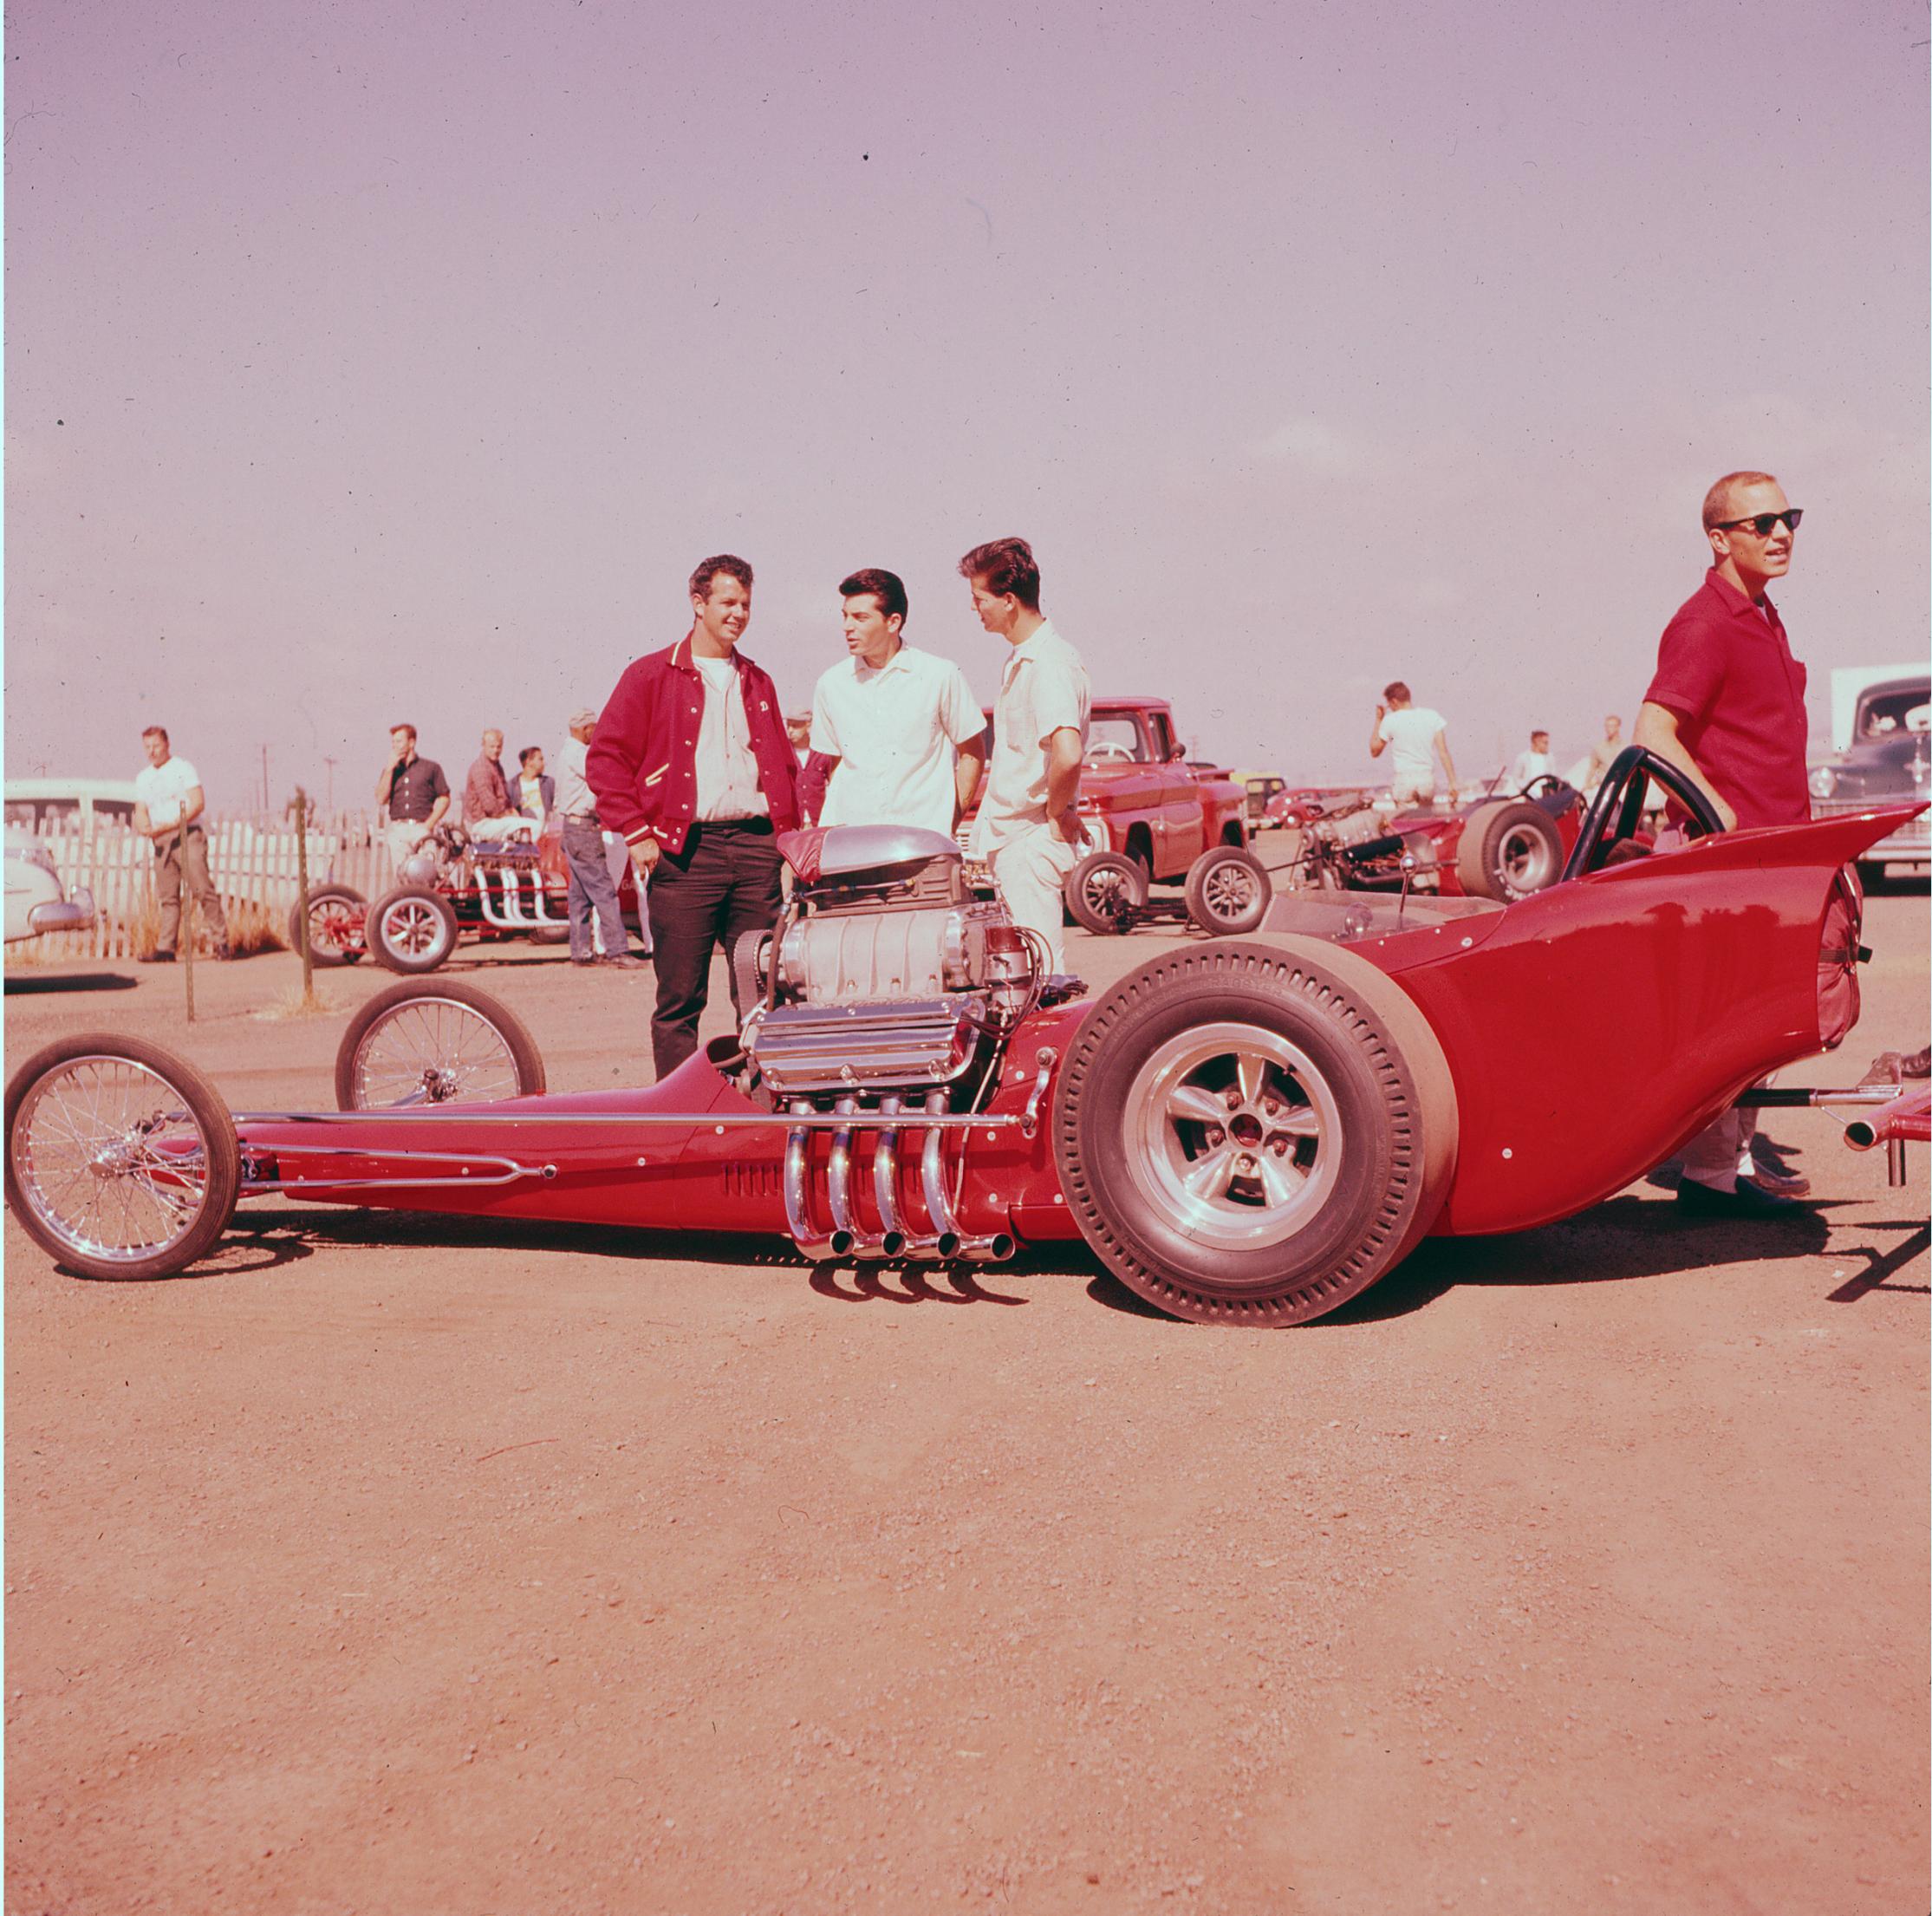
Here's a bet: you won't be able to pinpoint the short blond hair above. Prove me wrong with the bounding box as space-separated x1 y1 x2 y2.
1701 471 1779 531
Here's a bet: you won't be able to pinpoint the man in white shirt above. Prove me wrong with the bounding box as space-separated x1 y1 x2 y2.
131 725 230 961
1510 730 1555 788
810 568 986 838
557 707 647 968
960 537 1090 972
1368 681 1457 808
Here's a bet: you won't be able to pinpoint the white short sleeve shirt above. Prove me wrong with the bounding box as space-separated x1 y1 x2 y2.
133 755 203 829
810 643 983 837
969 620 1091 856
1376 707 1446 788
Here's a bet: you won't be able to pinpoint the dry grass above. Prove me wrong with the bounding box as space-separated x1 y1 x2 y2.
252 980 340 1021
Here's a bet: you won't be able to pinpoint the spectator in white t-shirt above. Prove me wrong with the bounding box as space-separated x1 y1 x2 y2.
961 538 1090 971
810 568 986 839
1510 730 1556 789
1368 681 1457 808
131 725 231 961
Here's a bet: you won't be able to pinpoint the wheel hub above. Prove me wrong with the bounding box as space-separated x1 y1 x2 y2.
1124 1021 1342 1250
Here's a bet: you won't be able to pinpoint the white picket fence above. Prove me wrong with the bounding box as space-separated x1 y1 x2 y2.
7 811 397 963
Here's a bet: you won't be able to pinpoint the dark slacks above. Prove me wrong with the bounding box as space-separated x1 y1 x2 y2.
647 819 783 1079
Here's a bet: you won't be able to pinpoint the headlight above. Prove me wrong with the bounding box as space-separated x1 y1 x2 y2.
1807 765 1837 799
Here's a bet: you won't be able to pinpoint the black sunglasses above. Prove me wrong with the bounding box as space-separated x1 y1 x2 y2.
1715 508 1803 537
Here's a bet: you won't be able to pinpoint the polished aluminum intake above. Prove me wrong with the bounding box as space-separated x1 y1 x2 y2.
747 998 981 1096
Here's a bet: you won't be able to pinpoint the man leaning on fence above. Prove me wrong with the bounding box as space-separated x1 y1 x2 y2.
132 725 231 961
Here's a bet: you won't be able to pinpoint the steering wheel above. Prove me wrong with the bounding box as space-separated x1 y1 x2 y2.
1561 746 1726 881
1084 740 1136 764
1519 774 1573 801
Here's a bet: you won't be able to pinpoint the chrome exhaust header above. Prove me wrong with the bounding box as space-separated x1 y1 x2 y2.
779 1092 1015 1266
783 1102 841 1261
870 1097 909 1257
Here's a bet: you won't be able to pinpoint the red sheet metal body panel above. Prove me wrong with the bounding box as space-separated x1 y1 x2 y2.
237 805 1916 1251
1354 809 1909 1235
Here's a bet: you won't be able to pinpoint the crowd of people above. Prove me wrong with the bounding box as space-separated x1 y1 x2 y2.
134 472 1821 1222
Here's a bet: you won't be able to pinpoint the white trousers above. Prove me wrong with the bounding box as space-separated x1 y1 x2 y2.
386 820 435 873
1681 1076 1769 1192
988 822 1082 974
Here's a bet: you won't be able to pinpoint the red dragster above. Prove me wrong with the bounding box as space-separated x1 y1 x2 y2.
6 752 1923 1328
1282 777 1589 903
294 820 646 974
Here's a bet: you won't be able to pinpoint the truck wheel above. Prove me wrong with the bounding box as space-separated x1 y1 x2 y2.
1064 851 1149 935
335 981 545 1109
368 886 460 974
289 883 366 966
1456 800 1564 901
1184 845 1273 935
5 1034 241 1281
1053 938 1458 1326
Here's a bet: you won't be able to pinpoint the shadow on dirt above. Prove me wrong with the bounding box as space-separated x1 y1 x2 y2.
4 971 140 994
149 1207 1035 1307
1079 1190 1883 1328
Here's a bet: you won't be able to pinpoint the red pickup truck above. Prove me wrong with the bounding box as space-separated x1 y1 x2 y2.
965 696 1248 875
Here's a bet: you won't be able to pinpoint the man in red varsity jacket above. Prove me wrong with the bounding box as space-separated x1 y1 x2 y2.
587 554 801 1078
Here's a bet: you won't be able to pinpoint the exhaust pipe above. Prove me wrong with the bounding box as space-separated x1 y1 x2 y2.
824 1097 877 1258
914 1092 1012 1261
783 1102 840 1260
871 1098 909 1258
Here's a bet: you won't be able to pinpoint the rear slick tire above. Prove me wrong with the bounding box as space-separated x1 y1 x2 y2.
368 886 460 974
1184 845 1273 935
1053 937 1458 1326
1456 800 1564 902
1064 851 1148 935
289 883 366 966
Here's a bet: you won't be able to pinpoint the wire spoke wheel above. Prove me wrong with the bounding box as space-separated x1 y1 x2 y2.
335 981 545 1110
5 1038 241 1281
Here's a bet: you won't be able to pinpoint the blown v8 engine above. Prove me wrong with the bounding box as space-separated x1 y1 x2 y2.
736 825 1055 1263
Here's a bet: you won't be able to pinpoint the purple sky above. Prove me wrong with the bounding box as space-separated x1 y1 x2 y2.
7 1 1927 808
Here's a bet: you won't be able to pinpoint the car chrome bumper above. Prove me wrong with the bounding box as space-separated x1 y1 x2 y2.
1812 799 1930 866
29 888 94 934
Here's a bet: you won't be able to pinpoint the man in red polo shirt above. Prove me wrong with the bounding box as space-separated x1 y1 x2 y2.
587 554 800 1079
1635 469 1812 1215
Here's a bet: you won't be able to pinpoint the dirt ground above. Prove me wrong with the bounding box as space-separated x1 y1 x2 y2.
6 879 1928 1915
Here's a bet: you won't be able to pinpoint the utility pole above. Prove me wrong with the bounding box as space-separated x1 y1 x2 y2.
261 745 270 818
322 756 337 813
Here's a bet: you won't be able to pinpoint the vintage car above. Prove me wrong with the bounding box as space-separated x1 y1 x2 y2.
1808 667 1929 878
1282 778 1586 902
4 753 1923 1328
291 820 643 974
3 827 96 945
963 697 1248 872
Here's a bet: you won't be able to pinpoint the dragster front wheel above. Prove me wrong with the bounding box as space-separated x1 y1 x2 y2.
335 981 546 1111
4 1035 241 1281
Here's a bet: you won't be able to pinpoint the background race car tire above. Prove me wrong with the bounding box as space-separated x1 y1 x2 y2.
1053 937 1458 1326
289 883 366 966
1455 799 1564 902
5 1033 241 1281
1064 851 1149 935
527 922 570 945
1183 845 1273 935
335 981 546 1110
368 886 461 974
